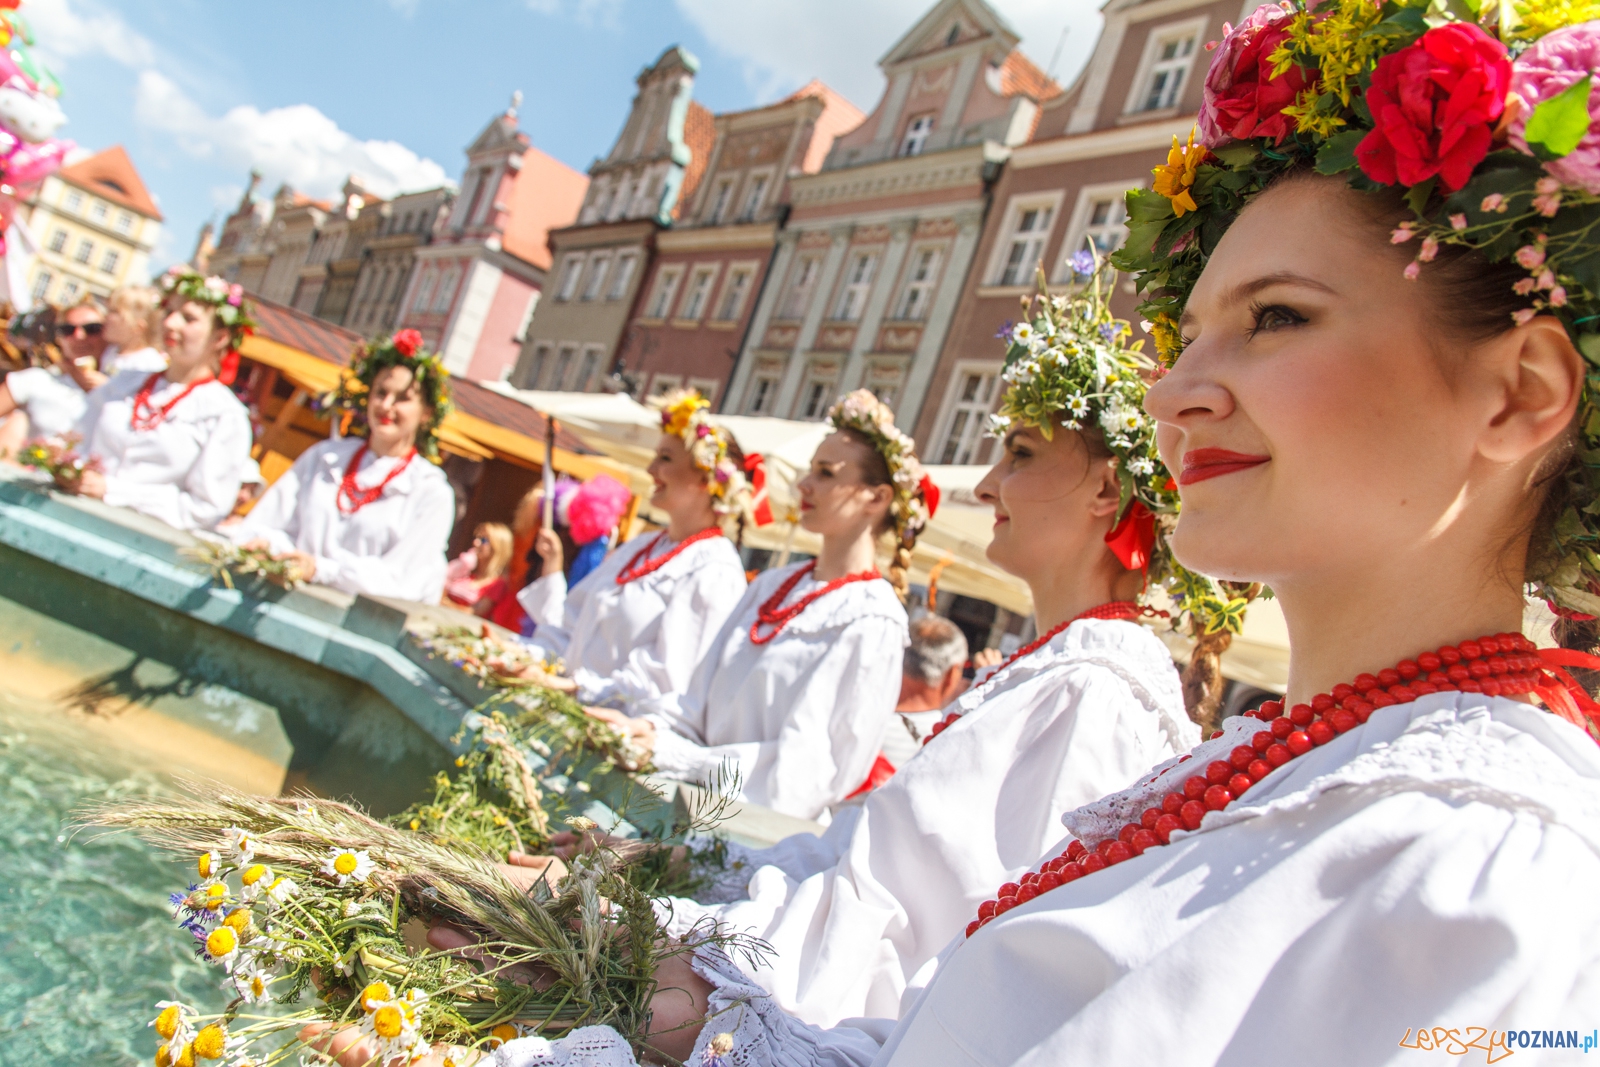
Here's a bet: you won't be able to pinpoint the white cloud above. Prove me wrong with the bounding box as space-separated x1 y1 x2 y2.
672 0 1102 111
133 70 452 201
24 0 158 70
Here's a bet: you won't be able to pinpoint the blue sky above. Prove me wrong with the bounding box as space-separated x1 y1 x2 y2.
29 0 1103 272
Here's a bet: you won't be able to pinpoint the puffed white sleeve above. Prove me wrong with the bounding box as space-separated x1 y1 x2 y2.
650 617 904 821
73 375 116 441
311 473 454 603
593 563 747 710
102 406 252 531
518 570 578 658
228 447 309 555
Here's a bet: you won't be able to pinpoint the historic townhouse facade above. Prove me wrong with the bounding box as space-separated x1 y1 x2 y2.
721 0 1057 427
207 172 274 293
22 146 163 307
299 180 385 324
256 188 329 306
343 187 455 335
509 46 714 395
910 0 1248 462
395 101 589 382
621 81 862 404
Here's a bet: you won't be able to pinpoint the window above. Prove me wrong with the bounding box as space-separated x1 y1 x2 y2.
433 267 458 313
707 178 734 224
1057 182 1141 281
99 249 120 274
555 253 584 302
832 252 877 321
799 377 834 420
47 229 66 253
115 212 133 234
30 271 50 302
937 368 1001 465
592 180 615 222
778 256 819 320
901 115 935 157
412 268 437 312
996 205 1053 286
946 23 961 46
91 201 107 221
61 280 79 300
607 251 638 300
527 342 553 387
713 266 754 322
645 266 684 320
64 191 82 212
747 375 778 415
679 266 718 321
73 238 94 264
1079 196 1128 258
737 174 768 222
573 346 603 392
649 374 684 398
551 344 578 390
611 177 633 220
1141 29 1199 111
894 248 941 320
689 377 720 403
581 253 611 302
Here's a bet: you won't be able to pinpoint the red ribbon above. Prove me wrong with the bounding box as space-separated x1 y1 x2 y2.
845 753 897 799
919 473 941 519
1535 647 1600 736
219 349 240 386
744 452 774 526
1104 499 1156 574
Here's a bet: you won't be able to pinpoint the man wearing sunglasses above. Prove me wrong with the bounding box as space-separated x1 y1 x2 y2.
0 297 110 458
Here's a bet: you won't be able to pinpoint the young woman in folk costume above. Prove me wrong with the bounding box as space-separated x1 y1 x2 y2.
644 273 1205 1031
61 271 254 532
476 6 1600 1066
230 329 455 604
514 390 753 708
595 390 931 824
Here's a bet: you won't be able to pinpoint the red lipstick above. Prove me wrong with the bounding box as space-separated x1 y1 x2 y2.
1179 448 1269 485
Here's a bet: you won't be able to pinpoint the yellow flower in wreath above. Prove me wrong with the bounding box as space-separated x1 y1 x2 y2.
1153 130 1206 217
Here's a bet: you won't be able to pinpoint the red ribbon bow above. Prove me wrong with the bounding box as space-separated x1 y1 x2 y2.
1104 499 1156 574
919 473 941 520
1534 647 1600 740
219 349 240 386
744 452 774 526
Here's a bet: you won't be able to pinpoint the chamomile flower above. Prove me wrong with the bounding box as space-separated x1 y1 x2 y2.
1065 395 1090 418
229 961 275 1004
202 925 241 968
1010 321 1034 346
704 1032 735 1066
358 980 394 1012
263 875 298 908
151 1001 196 1056
362 990 428 1059
985 413 1011 437
196 851 222 882
1129 457 1155 476
238 863 272 901
190 1023 233 1061
223 827 255 864
319 847 374 887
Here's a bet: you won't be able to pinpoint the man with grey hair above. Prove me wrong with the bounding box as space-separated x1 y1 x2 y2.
880 614 971 768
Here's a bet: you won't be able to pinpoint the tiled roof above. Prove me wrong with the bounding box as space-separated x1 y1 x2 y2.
674 100 717 221
56 146 163 220
502 147 590 271
997 51 1062 102
246 291 592 453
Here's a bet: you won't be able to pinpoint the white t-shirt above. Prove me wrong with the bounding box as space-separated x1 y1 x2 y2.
517 529 747 708
6 347 166 437
231 436 454 604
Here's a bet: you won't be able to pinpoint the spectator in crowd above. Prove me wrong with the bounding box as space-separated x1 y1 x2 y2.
880 614 969 768
62 275 254 531
488 485 544 633
444 522 513 617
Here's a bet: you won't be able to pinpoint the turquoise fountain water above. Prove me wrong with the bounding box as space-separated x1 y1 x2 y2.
0 688 227 1065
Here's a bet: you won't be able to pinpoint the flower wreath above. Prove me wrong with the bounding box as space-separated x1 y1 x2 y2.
656 389 770 522
157 268 255 386
324 328 452 461
1113 0 1600 620
825 388 940 544
989 267 1251 637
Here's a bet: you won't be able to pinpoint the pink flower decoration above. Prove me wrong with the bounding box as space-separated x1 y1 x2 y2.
1391 224 1416 243
1509 23 1600 193
1481 193 1508 212
1516 243 1547 269
1419 237 1440 262
1449 213 1468 230
1551 285 1569 306
1197 4 1313 147
1404 261 1422 280
1514 308 1539 325
1515 277 1537 295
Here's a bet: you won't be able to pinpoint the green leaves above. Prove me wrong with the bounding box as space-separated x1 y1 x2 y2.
1315 130 1367 175
1523 77 1594 160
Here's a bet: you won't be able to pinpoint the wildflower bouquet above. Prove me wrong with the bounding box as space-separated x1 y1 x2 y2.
184 539 305 591
87 789 722 1066
18 431 101 480
413 624 566 690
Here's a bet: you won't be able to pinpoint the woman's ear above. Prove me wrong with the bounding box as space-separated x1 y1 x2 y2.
1087 457 1123 519
1479 315 1583 466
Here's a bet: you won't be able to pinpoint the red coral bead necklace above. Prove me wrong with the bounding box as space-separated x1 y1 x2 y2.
336 443 416 515
749 559 881 645
963 631 1582 939
130 372 215 432
616 526 722 586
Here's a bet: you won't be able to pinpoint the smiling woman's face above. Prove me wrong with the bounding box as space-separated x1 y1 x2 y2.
1144 176 1511 588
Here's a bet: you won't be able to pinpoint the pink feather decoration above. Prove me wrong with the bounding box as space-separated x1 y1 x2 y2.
566 475 632 544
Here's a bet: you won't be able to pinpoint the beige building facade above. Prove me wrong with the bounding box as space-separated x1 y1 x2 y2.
22 146 163 307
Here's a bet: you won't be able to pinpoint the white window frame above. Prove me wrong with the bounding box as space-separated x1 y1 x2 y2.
712 261 758 323
47 229 66 253
61 279 80 301
526 342 553 387
893 245 943 321
99 248 120 274
1055 180 1144 282
64 190 82 212
432 266 459 313
580 252 612 302
984 192 1064 287
797 372 837 421
649 373 684 398
555 253 585 302
115 211 133 234
778 255 820 321
644 265 685 321
706 177 735 224
933 361 1004 466
412 267 437 313
607 250 639 300
736 170 772 222
91 200 107 221
900 114 936 158
30 270 50 302
1124 15 1207 115
746 374 779 415
831 251 878 322
73 237 94 264
551 343 579 391
573 344 604 392
688 377 720 403
610 177 634 221
678 264 721 322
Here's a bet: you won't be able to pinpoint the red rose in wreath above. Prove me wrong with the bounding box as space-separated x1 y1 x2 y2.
1355 23 1511 192
1199 6 1314 147
391 328 423 357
